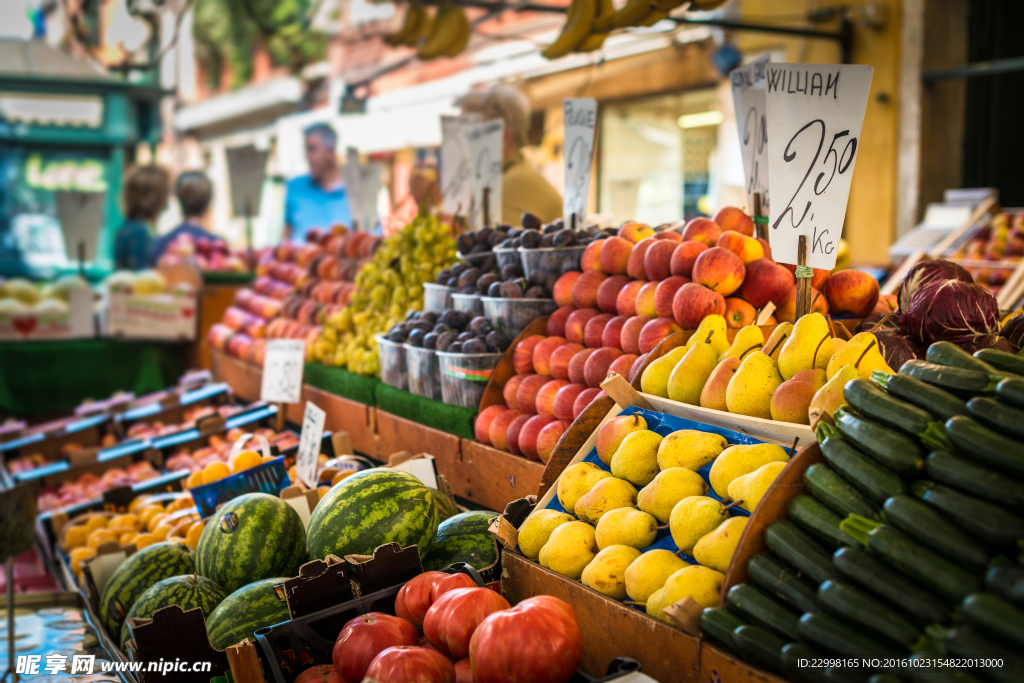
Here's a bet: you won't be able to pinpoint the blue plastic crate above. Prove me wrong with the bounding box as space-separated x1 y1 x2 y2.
188 456 290 517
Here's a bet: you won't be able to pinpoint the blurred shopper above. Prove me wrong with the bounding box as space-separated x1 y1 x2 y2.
148 171 218 266
114 165 169 270
284 123 352 242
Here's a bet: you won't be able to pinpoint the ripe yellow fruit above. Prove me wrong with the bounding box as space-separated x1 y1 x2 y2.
69 547 97 578
332 471 354 486
167 495 194 512
231 450 262 474
87 529 117 549
85 514 109 532
318 487 329 499
184 521 205 550
137 505 164 529
150 524 173 541
63 525 89 550
147 513 169 532
202 461 231 485
109 514 140 530
128 495 151 513
119 531 138 545
185 470 204 489
133 533 156 550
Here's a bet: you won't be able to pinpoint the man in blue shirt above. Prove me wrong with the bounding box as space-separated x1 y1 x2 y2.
284 123 352 242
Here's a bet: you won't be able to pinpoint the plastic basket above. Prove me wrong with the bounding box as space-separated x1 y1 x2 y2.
481 296 559 339
494 247 519 270
450 292 484 318
436 350 503 409
188 433 290 517
423 283 453 313
375 334 408 391
519 245 586 283
404 344 442 401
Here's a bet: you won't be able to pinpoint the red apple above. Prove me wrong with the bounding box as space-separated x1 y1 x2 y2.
515 375 550 414
626 238 655 280
571 271 607 309
535 379 570 416
620 315 653 355
546 305 575 336
513 335 545 374
565 308 600 344
584 347 623 388
740 258 794 308
519 415 558 460
573 387 603 418
553 272 582 307
681 218 721 246
580 241 603 272
824 270 880 318
568 348 597 385
724 297 756 328
628 353 649 382
638 318 682 354
503 374 528 409
596 275 631 314
619 222 655 244
692 247 745 296
489 409 523 450
615 280 647 317
552 383 588 421
776 285 828 323
713 206 754 236
644 240 677 282
583 313 614 349
532 336 567 376
757 237 772 261
537 420 571 463
654 276 690 318
634 282 657 318
716 231 764 264
601 315 628 349
670 241 708 278
505 414 531 455
475 404 508 445
672 283 726 329
550 343 585 380
607 353 639 379
599 236 633 275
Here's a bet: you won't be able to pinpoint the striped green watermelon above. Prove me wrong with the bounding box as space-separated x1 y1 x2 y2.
195 492 306 593
307 468 439 561
98 541 195 639
423 510 498 571
428 487 458 522
119 574 227 650
205 577 291 650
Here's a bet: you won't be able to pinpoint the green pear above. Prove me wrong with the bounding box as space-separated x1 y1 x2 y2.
518 509 575 560
700 356 742 412
770 368 827 425
708 443 790 498
763 322 794 360
719 325 765 362
658 565 726 613
727 461 787 512
595 413 648 466
594 508 658 550
640 346 687 398
645 586 671 622
657 429 727 471
574 477 638 525
685 315 730 357
668 496 729 550
725 351 784 419
808 364 859 422
624 549 689 602
692 516 748 573
638 468 708 523
538 543 551 568
542 521 598 580
666 333 719 405
581 545 641 599
557 462 612 513
610 430 663 487
778 313 833 380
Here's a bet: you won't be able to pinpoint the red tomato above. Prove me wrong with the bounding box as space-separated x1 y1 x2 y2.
395 571 450 628
469 596 582 683
331 612 418 683
430 572 477 601
454 658 473 683
424 587 511 659
293 664 343 683
363 646 456 683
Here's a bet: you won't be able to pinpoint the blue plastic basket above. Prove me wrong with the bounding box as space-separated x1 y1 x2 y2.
188 455 291 517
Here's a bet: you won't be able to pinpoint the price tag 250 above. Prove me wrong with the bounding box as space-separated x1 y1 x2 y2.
730 55 770 215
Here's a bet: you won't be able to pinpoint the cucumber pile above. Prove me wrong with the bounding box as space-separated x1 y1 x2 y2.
699 341 1024 683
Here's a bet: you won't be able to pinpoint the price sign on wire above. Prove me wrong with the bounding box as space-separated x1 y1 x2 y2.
562 98 597 228
730 55 770 216
765 63 873 270
260 339 305 404
467 119 504 229
440 115 477 216
296 401 326 488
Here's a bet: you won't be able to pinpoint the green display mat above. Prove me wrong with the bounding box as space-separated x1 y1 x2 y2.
374 383 476 440
201 271 255 285
303 363 380 406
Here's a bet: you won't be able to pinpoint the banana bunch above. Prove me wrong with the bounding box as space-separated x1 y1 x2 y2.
595 0 687 31
417 2 471 59
384 1 429 47
544 0 684 59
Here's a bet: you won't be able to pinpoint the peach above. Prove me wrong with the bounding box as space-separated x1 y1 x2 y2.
571 271 607 309
681 218 721 246
783 264 829 291
776 285 828 323
599 237 633 275
535 379 570 416
532 335 567 376
653 230 682 243
638 318 682 354
584 313 614 349
568 348 598 385
519 415 558 460
635 281 659 318
757 237 772 261
546 305 575 337
672 283 726 329
692 247 745 296
716 231 764 265
618 222 654 244
550 343 586 380
740 258 794 309
608 353 639 379
584 347 624 388
573 387 603 418
489 409 523 451
505 414 532 455
565 308 600 344
601 315 629 349
629 353 650 382
475 404 509 445
713 206 754 237
644 240 677 282
513 335 545 374
537 420 571 463
553 272 582 307
654 276 690 319
620 315 653 355
503 374 529 409
553 383 588 421
724 298 756 328
873 293 898 316
580 241 603 272
627 238 656 280
596 275 632 314
670 241 708 278
515 374 550 414
615 280 647 317
824 270 880 318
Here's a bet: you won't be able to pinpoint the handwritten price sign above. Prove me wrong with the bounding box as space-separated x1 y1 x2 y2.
440 115 477 216
260 339 305 404
730 55 770 215
296 401 326 488
765 63 873 270
468 119 504 228
563 98 597 228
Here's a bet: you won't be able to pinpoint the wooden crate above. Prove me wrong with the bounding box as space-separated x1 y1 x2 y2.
457 439 545 512
375 410 459 470
699 641 786 683
304 385 379 458
210 349 262 403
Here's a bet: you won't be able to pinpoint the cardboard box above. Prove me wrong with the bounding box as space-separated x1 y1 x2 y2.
104 290 198 340
0 286 94 341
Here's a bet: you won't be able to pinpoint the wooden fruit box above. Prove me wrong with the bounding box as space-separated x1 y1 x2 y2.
303 384 378 458
478 315 550 411
210 348 263 404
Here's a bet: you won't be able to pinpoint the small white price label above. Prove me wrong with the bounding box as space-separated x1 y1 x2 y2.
260 339 305 404
730 54 770 215
765 63 873 270
467 119 504 228
562 97 597 228
440 115 477 216
296 401 326 488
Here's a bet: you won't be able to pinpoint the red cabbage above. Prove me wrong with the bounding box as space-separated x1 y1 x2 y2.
899 279 1000 345
855 313 922 368
1001 313 1024 348
896 259 973 313
957 335 1020 356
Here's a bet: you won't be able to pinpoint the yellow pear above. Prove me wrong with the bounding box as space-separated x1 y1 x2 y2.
708 444 790 497
595 507 658 550
777 313 833 380
669 496 729 550
808 364 859 422
685 314 730 357
648 565 726 622
574 477 638 525
725 351 784 419
640 346 688 398
538 542 551 568
693 516 748 572
638 468 708 523
763 322 794 360
624 549 689 602
826 339 892 380
582 545 641 599
645 586 671 621
557 462 612 513
666 333 719 405
518 509 575 560
542 521 598 580
610 430 663 487
595 413 648 465
727 461 787 512
719 325 765 362
657 430 727 471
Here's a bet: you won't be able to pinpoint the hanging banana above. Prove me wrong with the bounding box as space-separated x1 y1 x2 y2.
385 1 426 47
575 0 614 52
653 0 687 13
418 2 461 59
639 9 668 25
542 0 596 59
593 0 649 32
443 6 471 56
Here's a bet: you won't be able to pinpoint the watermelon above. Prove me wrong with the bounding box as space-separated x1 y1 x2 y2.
98 541 195 638
307 468 439 561
119 574 227 649
195 492 306 593
428 487 458 522
423 511 498 571
205 577 291 650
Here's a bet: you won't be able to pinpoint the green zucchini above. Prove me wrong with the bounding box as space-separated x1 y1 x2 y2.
747 552 819 614
901 359 1002 396
764 521 837 586
833 406 925 476
962 593 1024 649
944 627 1017 683
817 424 907 504
789 495 862 549
725 583 801 640
974 348 1024 377
844 378 949 449
699 607 746 654
818 580 924 649
906 655 983 683
840 517 981 603
985 565 1024 608
995 376 1024 409
782 642 828 683
924 450 1024 511
944 415 1024 477
927 341 1001 375
965 397 1024 440
911 481 1024 547
804 463 880 520
882 495 989 570
871 371 969 421
797 611 899 657
733 624 786 674
833 546 950 626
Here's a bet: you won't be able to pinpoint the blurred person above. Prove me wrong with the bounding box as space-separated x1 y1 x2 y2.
284 123 351 242
148 171 219 266
114 165 169 270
